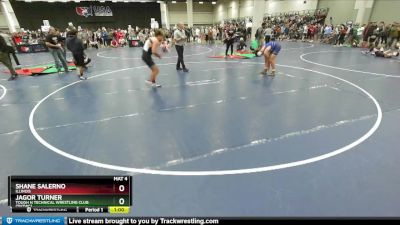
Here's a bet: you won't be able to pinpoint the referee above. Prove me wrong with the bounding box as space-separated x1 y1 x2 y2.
174 22 189 72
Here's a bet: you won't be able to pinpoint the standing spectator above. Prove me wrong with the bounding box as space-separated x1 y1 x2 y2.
55 29 67 62
375 21 385 46
208 27 213 44
12 32 22 45
0 31 18 81
246 26 251 41
302 24 308 41
95 28 102 46
212 26 218 43
195 27 200 44
101 28 108 47
274 25 281 40
362 22 374 48
357 24 365 45
205 26 209 43
336 25 347 46
255 22 266 51
264 24 273 43
185 27 191 43
192 27 196 43
224 24 235 57
45 27 69 73
388 23 399 48
348 24 357 47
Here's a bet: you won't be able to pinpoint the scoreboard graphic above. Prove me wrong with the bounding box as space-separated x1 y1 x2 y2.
8 176 132 213
3 176 222 224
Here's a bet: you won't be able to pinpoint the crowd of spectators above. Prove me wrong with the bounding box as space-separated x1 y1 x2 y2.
257 8 399 51
6 7 400 55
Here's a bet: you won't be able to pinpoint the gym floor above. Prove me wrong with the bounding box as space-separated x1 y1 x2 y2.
0 41 400 216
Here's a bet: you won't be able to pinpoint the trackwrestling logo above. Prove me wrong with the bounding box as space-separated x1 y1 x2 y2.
2 217 65 225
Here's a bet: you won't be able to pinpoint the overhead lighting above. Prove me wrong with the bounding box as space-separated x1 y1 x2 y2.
212 1 216 4
199 1 203 4
24 0 32 2
100 0 106 3
156 0 162 3
124 0 129 2
74 0 81 3
112 0 118 3
172 1 176 3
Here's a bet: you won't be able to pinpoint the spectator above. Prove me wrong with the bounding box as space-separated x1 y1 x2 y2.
0 31 18 81
45 27 69 73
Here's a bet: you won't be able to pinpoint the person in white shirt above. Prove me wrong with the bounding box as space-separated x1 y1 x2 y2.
357 25 365 40
212 27 218 41
173 22 189 72
302 24 308 40
195 28 200 43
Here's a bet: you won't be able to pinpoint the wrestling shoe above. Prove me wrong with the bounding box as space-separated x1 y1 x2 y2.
260 69 268 75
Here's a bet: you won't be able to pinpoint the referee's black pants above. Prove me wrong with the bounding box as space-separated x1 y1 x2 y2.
175 45 186 70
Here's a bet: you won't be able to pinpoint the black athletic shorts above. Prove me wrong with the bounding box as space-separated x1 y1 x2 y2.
73 53 85 67
142 50 155 68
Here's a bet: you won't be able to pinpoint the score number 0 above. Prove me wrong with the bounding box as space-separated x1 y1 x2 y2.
119 185 125 205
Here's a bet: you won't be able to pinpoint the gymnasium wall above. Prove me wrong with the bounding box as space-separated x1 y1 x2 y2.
317 0 357 24
168 2 188 25
0 0 20 32
167 2 214 26
370 0 400 24
0 12 7 30
211 0 367 26
9 1 161 30
213 0 240 21
266 0 319 15
213 1 226 22
213 0 319 22
193 2 215 25
238 0 254 17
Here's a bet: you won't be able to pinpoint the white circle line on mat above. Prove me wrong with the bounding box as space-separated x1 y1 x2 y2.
283 44 314 50
97 46 213 60
300 51 400 78
29 61 382 176
0 84 7 101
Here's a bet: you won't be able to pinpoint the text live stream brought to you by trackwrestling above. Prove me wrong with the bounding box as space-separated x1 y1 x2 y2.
0 217 225 225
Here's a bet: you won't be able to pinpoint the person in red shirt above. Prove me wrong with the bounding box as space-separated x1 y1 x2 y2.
308 24 316 41
113 29 123 46
13 33 22 45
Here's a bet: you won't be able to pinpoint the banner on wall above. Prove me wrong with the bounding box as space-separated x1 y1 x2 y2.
76 5 113 17
16 44 48 54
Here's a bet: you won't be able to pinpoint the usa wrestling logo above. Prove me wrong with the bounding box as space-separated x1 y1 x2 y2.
76 7 92 17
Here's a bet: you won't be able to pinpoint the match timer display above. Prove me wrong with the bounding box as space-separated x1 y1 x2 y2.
8 176 132 213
